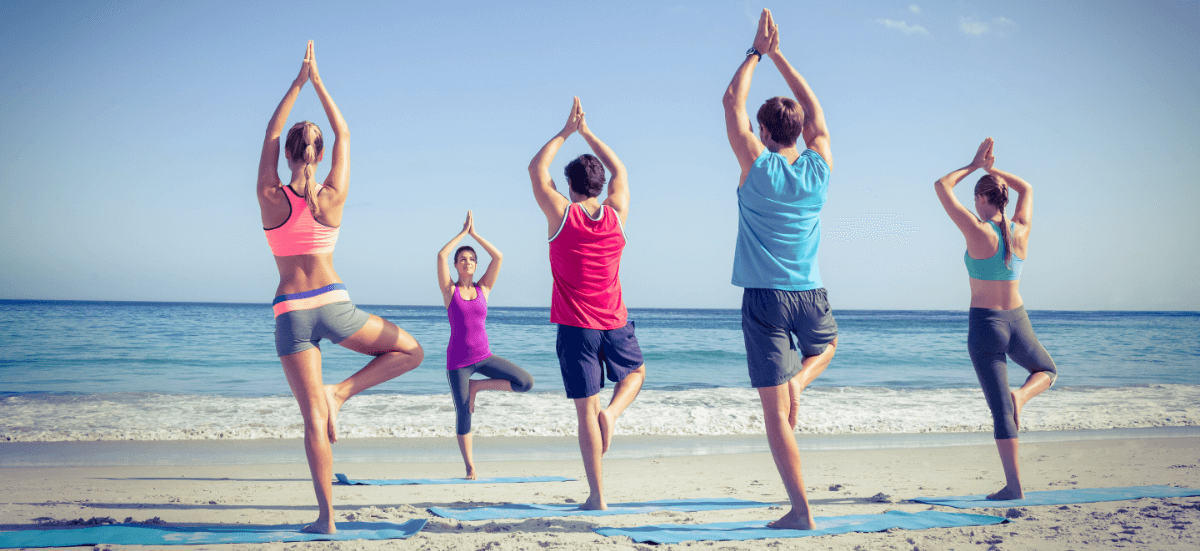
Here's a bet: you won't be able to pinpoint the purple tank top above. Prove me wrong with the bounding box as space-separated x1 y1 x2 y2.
446 285 491 370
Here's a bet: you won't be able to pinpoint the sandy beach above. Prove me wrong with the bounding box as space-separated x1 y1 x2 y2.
1 434 1197 550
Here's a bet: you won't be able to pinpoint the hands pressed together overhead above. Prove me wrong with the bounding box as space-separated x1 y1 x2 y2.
753 8 781 58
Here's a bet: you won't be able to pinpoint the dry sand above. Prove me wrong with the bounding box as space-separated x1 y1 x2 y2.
1 436 1198 550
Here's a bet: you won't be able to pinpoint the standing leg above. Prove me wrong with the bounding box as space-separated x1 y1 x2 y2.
758 383 816 530
456 433 476 479
972 351 1024 499
969 314 1022 499
447 366 477 479
575 394 606 510
328 315 424 442
991 438 1023 500
280 348 337 534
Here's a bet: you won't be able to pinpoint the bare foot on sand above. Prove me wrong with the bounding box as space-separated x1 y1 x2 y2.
464 468 477 480
987 486 1024 500
598 408 616 455
300 518 336 534
324 385 343 443
579 495 607 511
767 510 815 530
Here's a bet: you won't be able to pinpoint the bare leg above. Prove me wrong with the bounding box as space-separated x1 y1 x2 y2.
988 438 1024 500
456 433 477 479
598 365 645 455
787 338 836 431
574 395 606 510
326 315 424 442
758 383 816 530
468 378 513 413
1010 371 1052 432
280 348 337 534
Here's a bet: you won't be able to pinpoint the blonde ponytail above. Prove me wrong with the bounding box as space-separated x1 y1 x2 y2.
301 124 321 218
284 121 325 217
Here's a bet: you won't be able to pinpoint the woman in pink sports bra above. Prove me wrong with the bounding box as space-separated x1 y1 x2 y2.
436 211 534 479
256 41 424 534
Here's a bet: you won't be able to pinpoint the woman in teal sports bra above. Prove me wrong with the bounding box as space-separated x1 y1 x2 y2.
934 137 1057 501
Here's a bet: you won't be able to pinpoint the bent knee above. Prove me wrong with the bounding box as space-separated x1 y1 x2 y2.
396 342 424 363
513 376 535 393
1040 367 1058 388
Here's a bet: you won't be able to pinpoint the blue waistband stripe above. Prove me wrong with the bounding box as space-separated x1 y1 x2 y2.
272 283 348 305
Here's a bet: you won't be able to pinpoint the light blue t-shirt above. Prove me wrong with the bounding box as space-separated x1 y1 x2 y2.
732 148 830 290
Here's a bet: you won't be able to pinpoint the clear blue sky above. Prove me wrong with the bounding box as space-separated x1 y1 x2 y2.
1 0 1197 310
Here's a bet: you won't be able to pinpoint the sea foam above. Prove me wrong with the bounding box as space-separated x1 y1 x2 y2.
2 384 1196 442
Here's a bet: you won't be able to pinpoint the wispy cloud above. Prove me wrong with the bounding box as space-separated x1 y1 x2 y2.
960 17 989 35
909 4 921 14
959 16 1016 36
877 18 929 35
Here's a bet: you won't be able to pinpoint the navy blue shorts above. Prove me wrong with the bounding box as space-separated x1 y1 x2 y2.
741 288 838 388
556 321 644 399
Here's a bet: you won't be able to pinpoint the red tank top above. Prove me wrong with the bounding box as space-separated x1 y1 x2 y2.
549 203 627 330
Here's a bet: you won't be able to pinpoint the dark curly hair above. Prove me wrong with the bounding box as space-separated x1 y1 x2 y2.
564 154 606 198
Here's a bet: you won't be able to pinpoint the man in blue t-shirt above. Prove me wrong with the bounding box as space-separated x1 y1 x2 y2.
721 8 838 531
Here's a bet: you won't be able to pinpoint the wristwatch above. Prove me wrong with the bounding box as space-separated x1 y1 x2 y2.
746 47 762 61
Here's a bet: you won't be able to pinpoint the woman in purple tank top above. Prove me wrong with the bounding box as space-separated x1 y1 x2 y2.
437 211 535 479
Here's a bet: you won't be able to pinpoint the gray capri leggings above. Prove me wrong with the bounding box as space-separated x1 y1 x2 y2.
968 306 1057 440
447 354 534 435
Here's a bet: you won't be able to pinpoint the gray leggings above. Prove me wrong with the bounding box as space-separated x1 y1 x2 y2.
447 355 534 435
968 306 1058 440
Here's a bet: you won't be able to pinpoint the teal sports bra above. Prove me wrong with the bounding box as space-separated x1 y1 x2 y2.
964 220 1024 281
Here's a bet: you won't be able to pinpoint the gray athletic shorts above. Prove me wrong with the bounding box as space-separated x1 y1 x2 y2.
741 287 838 388
274 301 371 357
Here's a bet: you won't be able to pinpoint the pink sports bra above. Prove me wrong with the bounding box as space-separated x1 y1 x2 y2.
264 185 339 256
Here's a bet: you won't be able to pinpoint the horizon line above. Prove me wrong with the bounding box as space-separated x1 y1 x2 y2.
1 298 1196 314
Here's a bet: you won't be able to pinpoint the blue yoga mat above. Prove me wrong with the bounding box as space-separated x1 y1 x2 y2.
0 520 426 549
430 498 771 521
911 485 1200 509
595 510 1007 544
335 473 575 485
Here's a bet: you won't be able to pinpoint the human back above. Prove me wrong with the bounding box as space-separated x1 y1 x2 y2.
937 140 1033 311
733 148 829 290
549 201 627 330
257 44 351 298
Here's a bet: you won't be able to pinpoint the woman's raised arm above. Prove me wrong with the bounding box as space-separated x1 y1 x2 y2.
934 137 993 241
469 216 504 299
987 165 1033 228
257 42 310 213
306 42 350 205
437 212 473 308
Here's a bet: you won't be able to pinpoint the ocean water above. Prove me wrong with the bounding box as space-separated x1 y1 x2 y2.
0 300 1197 442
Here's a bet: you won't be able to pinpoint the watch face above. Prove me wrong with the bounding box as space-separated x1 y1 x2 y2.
746 47 756 56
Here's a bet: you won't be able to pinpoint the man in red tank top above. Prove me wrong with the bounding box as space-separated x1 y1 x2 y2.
528 97 646 511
